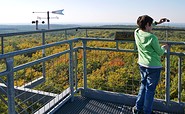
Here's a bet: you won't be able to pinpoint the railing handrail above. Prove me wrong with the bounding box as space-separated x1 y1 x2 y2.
83 37 185 45
0 37 184 60
0 38 79 59
0 38 184 82
1 26 185 37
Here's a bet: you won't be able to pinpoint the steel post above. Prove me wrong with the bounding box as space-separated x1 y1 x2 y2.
178 56 182 103
165 45 170 105
1 36 4 54
65 30 67 40
6 57 16 114
82 40 87 90
86 29 88 37
74 51 78 90
42 32 46 79
69 42 74 102
47 11 50 29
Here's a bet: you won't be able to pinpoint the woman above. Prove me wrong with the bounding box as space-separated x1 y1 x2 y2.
133 15 169 114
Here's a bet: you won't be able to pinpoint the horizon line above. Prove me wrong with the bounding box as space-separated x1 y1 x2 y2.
1 22 185 25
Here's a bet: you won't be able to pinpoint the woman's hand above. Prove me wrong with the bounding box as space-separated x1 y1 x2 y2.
162 44 169 50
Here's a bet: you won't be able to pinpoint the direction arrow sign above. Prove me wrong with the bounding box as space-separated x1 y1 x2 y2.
52 9 64 15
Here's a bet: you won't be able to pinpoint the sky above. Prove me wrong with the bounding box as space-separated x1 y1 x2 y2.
0 0 185 25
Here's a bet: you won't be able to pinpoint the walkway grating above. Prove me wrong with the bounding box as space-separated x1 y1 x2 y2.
55 96 132 114
54 96 170 114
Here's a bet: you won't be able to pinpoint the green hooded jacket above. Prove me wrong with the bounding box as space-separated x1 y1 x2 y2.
134 28 165 67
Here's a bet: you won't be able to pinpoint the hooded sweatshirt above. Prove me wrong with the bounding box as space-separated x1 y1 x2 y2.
134 28 166 67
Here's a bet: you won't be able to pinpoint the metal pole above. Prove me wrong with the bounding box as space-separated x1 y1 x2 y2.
165 30 168 42
74 51 78 90
36 20 39 30
1 36 4 54
42 32 46 79
47 11 50 29
165 45 170 105
178 56 182 103
116 41 119 50
69 42 74 102
85 29 88 37
82 40 87 90
6 57 16 114
134 42 137 51
65 30 67 40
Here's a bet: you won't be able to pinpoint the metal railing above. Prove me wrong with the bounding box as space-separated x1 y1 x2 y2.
0 27 184 114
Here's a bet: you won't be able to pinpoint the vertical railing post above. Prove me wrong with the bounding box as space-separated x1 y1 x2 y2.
1 36 4 54
69 42 74 102
65 30 67 40
178 56 182 103
165 44 170 105
74 51 78 90
6 57 15 114
82 40 87 90
116 40 119 50
134 42 137 51
42 32 46 79
85 29 88 37
165 30 168 41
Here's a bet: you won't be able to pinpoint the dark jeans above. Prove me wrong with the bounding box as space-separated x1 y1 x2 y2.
135 65 161 114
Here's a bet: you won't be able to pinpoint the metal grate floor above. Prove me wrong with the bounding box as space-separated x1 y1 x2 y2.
55 96 131 114
54 96 168 114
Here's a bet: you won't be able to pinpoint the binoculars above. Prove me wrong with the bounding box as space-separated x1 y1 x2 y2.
162 19 170 22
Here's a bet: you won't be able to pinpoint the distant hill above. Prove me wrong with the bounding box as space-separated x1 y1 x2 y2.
1 23 185 34
0 24 80 34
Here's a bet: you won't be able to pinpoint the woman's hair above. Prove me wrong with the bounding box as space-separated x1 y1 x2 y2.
137 15 153 30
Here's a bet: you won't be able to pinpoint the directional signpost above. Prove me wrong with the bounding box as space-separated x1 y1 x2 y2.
33 9 64 29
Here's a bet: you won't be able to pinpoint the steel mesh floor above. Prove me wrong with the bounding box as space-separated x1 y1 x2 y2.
54 96 169 114
55 96 132 114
